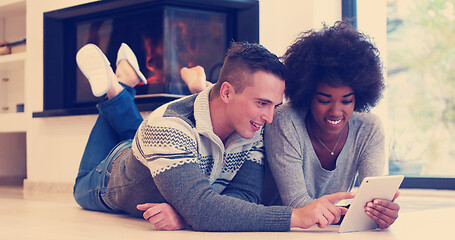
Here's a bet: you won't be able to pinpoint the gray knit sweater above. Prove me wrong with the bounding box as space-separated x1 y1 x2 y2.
122 87 293 231
264 104 385 208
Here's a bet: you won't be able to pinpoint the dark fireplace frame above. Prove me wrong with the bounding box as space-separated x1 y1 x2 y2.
33 0 259 118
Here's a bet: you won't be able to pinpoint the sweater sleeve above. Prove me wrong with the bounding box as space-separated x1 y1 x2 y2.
357 114 386 183
264 107 314 208
154 163 291 231
133 118 292 232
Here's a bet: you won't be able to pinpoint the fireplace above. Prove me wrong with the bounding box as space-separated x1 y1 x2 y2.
34 0 259 117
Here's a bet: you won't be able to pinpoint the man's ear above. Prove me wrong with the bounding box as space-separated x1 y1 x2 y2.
220 82 234 103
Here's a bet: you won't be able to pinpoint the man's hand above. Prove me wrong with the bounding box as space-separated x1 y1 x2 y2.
137 203 188 231
290 192 355 229
365 191 400 229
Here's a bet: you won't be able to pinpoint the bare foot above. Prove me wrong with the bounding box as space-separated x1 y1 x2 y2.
180 66 212 94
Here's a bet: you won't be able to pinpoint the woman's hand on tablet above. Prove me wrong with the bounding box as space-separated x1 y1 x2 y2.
365 191 401 229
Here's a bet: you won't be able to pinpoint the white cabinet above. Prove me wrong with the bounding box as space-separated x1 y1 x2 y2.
0 0 27 186
0 0 26 132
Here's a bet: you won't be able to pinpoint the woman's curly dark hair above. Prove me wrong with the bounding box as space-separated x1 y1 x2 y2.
282 21 385 112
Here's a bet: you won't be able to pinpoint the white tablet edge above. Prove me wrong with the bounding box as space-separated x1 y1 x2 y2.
338 175 404 233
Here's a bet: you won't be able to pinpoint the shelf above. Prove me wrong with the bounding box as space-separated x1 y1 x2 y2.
0 112 26 132
0 52 25 71
0 52 25 63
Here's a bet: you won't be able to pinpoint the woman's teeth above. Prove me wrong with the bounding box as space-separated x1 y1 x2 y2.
327 119 341 125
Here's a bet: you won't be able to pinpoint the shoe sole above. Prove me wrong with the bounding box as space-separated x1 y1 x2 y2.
76 44 111 97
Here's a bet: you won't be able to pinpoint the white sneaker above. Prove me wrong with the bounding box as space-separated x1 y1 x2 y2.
76 44 112 97
116 43 147 84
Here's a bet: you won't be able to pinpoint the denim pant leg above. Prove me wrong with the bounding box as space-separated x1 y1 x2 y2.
73 85 143 212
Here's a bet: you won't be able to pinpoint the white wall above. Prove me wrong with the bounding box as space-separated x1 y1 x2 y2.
25 0 100 194
260 0 341 57
24 0 341 197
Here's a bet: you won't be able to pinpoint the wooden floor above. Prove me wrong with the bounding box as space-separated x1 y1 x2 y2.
1 185 454 240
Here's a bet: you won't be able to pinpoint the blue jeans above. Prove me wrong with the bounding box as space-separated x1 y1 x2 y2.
73 85 143 212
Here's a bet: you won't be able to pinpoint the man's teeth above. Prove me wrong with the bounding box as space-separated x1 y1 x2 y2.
251 122 260 128
327 119 341 125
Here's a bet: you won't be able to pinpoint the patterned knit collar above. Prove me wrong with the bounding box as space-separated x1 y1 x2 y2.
193 85 214 134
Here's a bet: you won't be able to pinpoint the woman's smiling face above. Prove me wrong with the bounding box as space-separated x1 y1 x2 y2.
309 83 355 136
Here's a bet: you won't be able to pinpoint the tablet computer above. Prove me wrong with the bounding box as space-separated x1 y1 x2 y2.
338 175 404 233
